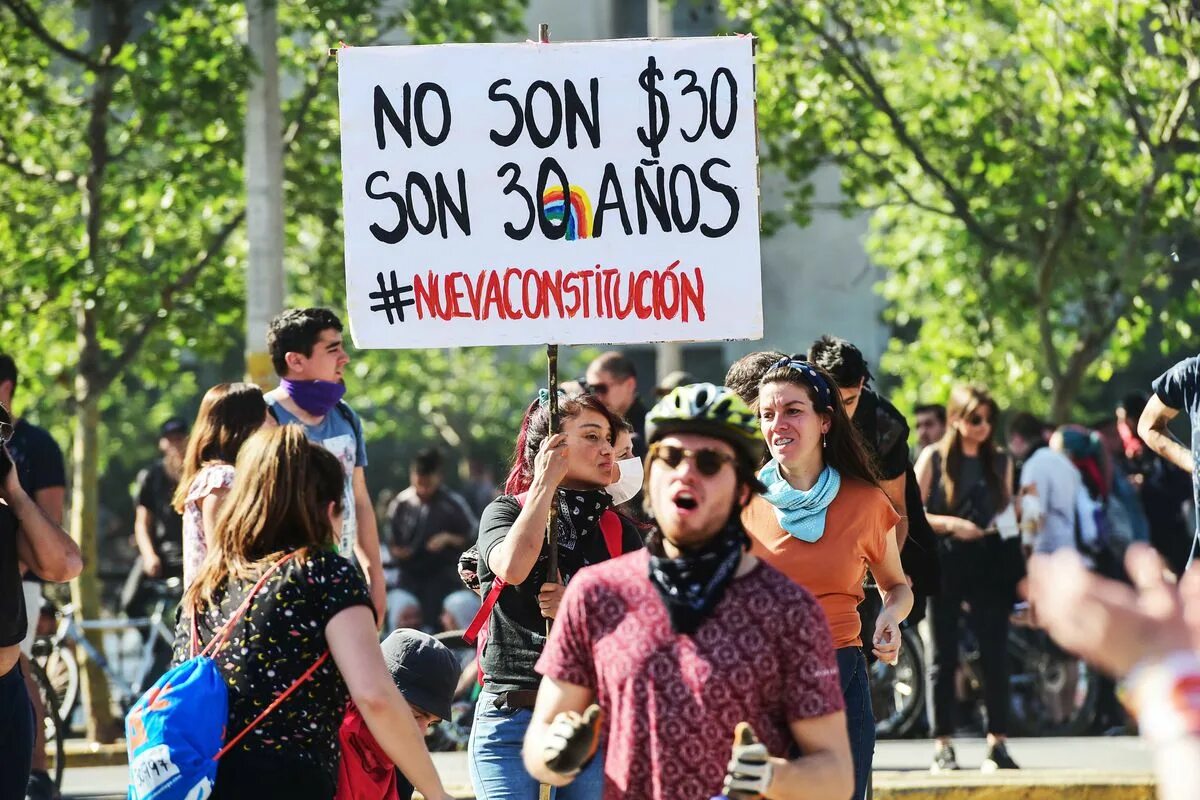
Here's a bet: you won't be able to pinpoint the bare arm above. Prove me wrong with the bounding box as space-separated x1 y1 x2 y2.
33 485 64 526
133 506 159 563
326 605 451 800
199 488 229 550
761 713 853 800
523 675 595 787
6 470 81 583
878 474 909 549
868 530 914 663
912 447 982 540
1139 395 1194 474
488 434 569 584
351 467 387 625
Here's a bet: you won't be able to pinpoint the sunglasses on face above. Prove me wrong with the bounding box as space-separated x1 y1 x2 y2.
589 382 610 396
649 443 736 476
0 421 12 445
966 414 992 427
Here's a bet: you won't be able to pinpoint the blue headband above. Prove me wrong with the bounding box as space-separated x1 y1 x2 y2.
771 358 833 411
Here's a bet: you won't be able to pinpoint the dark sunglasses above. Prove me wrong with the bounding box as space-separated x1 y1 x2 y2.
0 421 11 445
967 414 992 427
649 443 736 476
588 382 610 396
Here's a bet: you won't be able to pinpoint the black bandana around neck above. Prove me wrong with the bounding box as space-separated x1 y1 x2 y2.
647 515 748 635
553 488 613 553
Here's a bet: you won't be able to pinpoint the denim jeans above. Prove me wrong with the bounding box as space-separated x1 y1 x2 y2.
837 647 875 800
0 662 34 800
469 690 605 800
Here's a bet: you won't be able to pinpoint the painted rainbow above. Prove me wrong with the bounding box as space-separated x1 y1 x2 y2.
542 185 593 240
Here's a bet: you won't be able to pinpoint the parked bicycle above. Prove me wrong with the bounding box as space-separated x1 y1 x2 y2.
31 577 180 727
870 603 1097 738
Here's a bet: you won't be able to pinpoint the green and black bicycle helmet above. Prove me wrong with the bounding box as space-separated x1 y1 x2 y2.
645 383 764 468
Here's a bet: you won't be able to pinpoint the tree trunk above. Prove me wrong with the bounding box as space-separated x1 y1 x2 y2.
1049 364 1084 425
69 374 118 742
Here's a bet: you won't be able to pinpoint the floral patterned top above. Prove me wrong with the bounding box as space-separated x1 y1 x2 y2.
172 549 372 783
181 463 236 589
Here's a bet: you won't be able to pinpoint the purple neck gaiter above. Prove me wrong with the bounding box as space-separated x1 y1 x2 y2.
281 379 346 417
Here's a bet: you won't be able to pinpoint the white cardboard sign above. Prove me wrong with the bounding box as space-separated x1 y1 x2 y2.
338 37 762 349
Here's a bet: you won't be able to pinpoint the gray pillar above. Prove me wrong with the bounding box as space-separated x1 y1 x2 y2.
245 0 284 388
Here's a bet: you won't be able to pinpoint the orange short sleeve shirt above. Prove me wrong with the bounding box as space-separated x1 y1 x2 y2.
742 478 899 648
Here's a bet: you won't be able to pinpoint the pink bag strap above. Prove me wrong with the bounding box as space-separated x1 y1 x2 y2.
195 551 300 660
464 578 504 645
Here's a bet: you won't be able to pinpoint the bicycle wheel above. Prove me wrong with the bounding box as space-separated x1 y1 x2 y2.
871 626 925 738
33 640 79 730
1007 628 1098 736
29 659 66 789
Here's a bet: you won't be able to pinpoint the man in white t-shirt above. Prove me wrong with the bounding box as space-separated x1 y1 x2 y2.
1009 412 1082 555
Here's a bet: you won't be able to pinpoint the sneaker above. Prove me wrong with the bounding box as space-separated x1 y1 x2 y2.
931 743 960 773
981 742 1020 772
26 770 61 800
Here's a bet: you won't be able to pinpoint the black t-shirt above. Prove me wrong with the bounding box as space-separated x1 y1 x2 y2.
0 505 25 647
8 420 66 586
477 492 643 693
852 390 940 595
136 460 184 562
8 420 66 497
387 486 477 577
853 389 910 481
172 549 372 784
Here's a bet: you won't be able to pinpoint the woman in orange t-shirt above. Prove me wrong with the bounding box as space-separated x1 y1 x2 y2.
742 357 912 800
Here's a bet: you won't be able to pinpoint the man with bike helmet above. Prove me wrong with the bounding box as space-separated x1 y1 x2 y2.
523 384 851 800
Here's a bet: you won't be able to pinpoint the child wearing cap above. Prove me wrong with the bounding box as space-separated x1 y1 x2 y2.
338 629 462 800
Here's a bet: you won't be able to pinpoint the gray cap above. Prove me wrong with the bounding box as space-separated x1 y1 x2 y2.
380 628 461 721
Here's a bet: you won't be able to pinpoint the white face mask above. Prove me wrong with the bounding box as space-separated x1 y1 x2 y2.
606 456 644 505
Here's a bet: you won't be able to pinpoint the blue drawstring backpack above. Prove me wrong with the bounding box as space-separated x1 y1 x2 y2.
126 552 328 800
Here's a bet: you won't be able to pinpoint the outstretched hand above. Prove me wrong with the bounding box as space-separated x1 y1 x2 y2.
1028 544 1200 678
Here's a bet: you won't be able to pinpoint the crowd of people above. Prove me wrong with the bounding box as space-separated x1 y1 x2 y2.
3 309 1200 800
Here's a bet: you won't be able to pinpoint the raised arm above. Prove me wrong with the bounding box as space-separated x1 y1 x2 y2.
488 434 568 584
4 454 81 582
1139 394 1193 475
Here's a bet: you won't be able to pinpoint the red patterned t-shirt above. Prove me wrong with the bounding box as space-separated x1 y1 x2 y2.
536 549 844 800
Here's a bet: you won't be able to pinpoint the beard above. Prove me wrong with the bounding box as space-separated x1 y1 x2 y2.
163 447 185 482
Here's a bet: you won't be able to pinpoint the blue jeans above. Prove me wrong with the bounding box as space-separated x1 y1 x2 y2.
469 690 604 800
837 647 875 800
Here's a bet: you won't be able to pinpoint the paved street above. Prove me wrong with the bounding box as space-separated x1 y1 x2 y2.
61 737 1154 798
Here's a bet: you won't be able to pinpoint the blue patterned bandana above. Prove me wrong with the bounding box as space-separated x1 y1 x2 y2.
758 460 842 542
770 359 833 411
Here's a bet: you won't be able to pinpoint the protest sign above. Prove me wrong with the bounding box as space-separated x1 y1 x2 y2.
338 36 762 349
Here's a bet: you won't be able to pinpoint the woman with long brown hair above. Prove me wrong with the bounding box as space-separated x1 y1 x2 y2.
173 383 275 589
174 425 451 800
742 357 912 800
739 359 907 800
914 384 1020 773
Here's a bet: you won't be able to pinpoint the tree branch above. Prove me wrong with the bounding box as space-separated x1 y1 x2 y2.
99 209 246 388
0 0 107 71
0 130 77 185
779 2 1025 257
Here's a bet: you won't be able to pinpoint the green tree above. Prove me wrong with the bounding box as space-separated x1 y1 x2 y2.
732 0 1200 420
0 0 526 740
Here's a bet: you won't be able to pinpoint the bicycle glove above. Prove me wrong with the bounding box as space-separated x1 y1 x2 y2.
723 722 773 799
543 704 603 776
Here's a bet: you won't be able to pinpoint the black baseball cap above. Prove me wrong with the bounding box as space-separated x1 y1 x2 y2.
380 629 461 721
159 417 188 437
